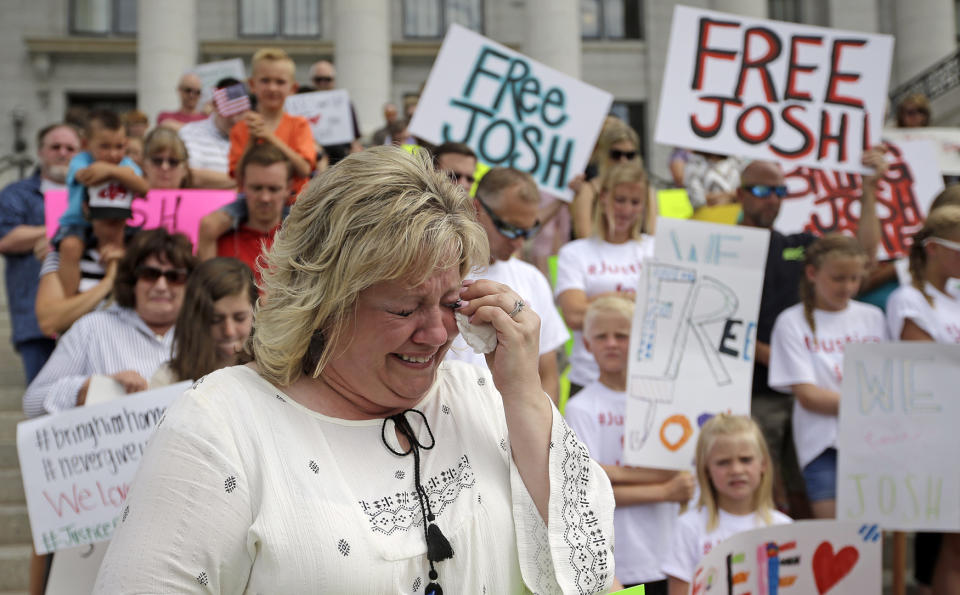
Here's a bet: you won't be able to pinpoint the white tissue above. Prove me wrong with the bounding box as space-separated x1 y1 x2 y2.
455 312 498 354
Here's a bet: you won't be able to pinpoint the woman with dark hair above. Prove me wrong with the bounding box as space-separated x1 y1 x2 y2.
23 228 195 417
152 257 257 385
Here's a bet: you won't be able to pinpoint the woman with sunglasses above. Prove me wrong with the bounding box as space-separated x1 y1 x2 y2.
571 119 642 238
557 161 653 397
23 228 195 417
142 127 193 190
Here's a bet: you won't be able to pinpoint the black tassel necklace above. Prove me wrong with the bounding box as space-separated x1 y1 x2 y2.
381 409 454 595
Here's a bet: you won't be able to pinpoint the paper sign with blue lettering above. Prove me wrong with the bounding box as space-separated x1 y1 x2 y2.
16 382 190 554
623 218 769 469
837 343 960 531
284 89 355 146
655 6 894 174
409 24 612 201
692 520 882 594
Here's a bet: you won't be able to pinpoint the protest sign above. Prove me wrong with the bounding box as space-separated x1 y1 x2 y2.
44 542 108 595
193 58 247 105
45 189 236 249
284 89 355 146
775 140 943 259
16 382 190 554
837 343 960 531
883 127 960 175
692 520 882 594
624 219 769 469
655 6 894 174
409 24 612 201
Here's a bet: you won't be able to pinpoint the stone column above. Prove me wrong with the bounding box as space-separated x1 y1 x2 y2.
712 0 766 18
828 0 878 32
893 0 956 84
334 0 390 136
137 0 197 124
524 0 581 79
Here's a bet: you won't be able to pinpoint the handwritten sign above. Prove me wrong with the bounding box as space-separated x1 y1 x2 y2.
624 219 769 469
409 24 612 201
192 58 246 106
16 382 189 554
284 89 355 146
883 127 960 175
655 6 894 174
775 140 943 259
837 343 960 531
44 189 237 250
692 520 881 594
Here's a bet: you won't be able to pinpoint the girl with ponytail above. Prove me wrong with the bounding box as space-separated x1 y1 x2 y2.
767 234 888 519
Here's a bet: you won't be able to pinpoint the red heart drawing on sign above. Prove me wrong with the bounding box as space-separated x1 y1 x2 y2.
813 541 859 594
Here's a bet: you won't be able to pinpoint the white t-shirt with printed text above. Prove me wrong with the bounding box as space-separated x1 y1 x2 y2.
565 380 680 585
555 235 655 386
886 283 960 344
768 301 888 469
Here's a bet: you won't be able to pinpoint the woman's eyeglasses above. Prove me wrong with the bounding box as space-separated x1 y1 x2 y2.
925 237 960 253
476 198 540 240
609 149 637 161
150 156 183 168
135 266 188 285
742 184 788 199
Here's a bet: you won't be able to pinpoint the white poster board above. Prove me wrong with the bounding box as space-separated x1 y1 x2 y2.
284 89 355 146
837 343 960 531
624 219 769 469
692 520 882 594
655 6 894 174
192 58 247 106
776 140 943 259
409 24 612 201
16 382 190 554
883 127 960 175
44 542 107 595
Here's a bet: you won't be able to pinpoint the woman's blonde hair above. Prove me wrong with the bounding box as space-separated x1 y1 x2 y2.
252 146 489 386
695 414 776 531
593 161 648 241
594 119 642 181
909 205 960 305
798 234 867 334
143 127 192 188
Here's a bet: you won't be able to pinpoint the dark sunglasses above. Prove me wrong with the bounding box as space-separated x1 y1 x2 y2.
312 76 334 84
179 87 202 96
136 266 188 285
150 156 183 168
743 184 788 198
476 198 540 240
610 149 637 161
446 170 476 186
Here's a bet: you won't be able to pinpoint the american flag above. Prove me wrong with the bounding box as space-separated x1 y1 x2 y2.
213 83 252 117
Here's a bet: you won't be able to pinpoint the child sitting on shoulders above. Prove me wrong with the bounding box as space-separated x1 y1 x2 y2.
564 296 695 594
662 414 791 595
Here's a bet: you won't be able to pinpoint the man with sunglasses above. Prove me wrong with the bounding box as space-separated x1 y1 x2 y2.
179 77 247 189
0 123 80 382
444 168 569 403
307 60 362 157
158 73 208 131
739 155 883 518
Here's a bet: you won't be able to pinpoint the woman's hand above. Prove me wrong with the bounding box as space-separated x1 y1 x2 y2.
457 279 542 401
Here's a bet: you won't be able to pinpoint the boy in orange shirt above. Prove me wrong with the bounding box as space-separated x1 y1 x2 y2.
197 48 316 260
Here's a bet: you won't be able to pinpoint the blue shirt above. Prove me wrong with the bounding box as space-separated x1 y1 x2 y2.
0 169 47 345
60 152 142 228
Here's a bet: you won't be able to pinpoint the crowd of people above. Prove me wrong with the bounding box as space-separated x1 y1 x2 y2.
0 41 958 594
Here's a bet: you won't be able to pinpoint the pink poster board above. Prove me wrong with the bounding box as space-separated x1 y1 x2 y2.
44 189 237 250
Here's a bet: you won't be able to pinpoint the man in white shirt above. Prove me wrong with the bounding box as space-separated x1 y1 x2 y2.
443 167 568 403
178 77 246 188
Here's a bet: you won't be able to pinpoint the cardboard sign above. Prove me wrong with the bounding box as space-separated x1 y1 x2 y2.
655 6 894 174
624 219 769 469
692 520 882 594
16 382 190 554
44 189 237 250
409 24 612 201
837 343 960 531
284 89 355 146
192 58 247 106
883 127 960 175
775 140 943 259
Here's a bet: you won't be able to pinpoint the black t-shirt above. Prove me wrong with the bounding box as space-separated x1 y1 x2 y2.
753 229 817 393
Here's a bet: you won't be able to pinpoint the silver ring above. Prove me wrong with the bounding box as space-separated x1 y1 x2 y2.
508 299 524 318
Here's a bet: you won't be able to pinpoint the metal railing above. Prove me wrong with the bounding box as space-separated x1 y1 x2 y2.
889 49 960 108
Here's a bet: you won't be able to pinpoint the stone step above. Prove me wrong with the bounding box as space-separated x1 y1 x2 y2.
0 443 19 469
0 504 31 546
0 469 24 505
0 544 30 592
0 412 26 444
0 386 25 414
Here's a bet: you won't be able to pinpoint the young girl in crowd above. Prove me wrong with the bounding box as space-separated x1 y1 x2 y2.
556 161 653 396
151 257 256 385
662 414 790 594
565 296 694 593
886 206 960 595
768 234 888 519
